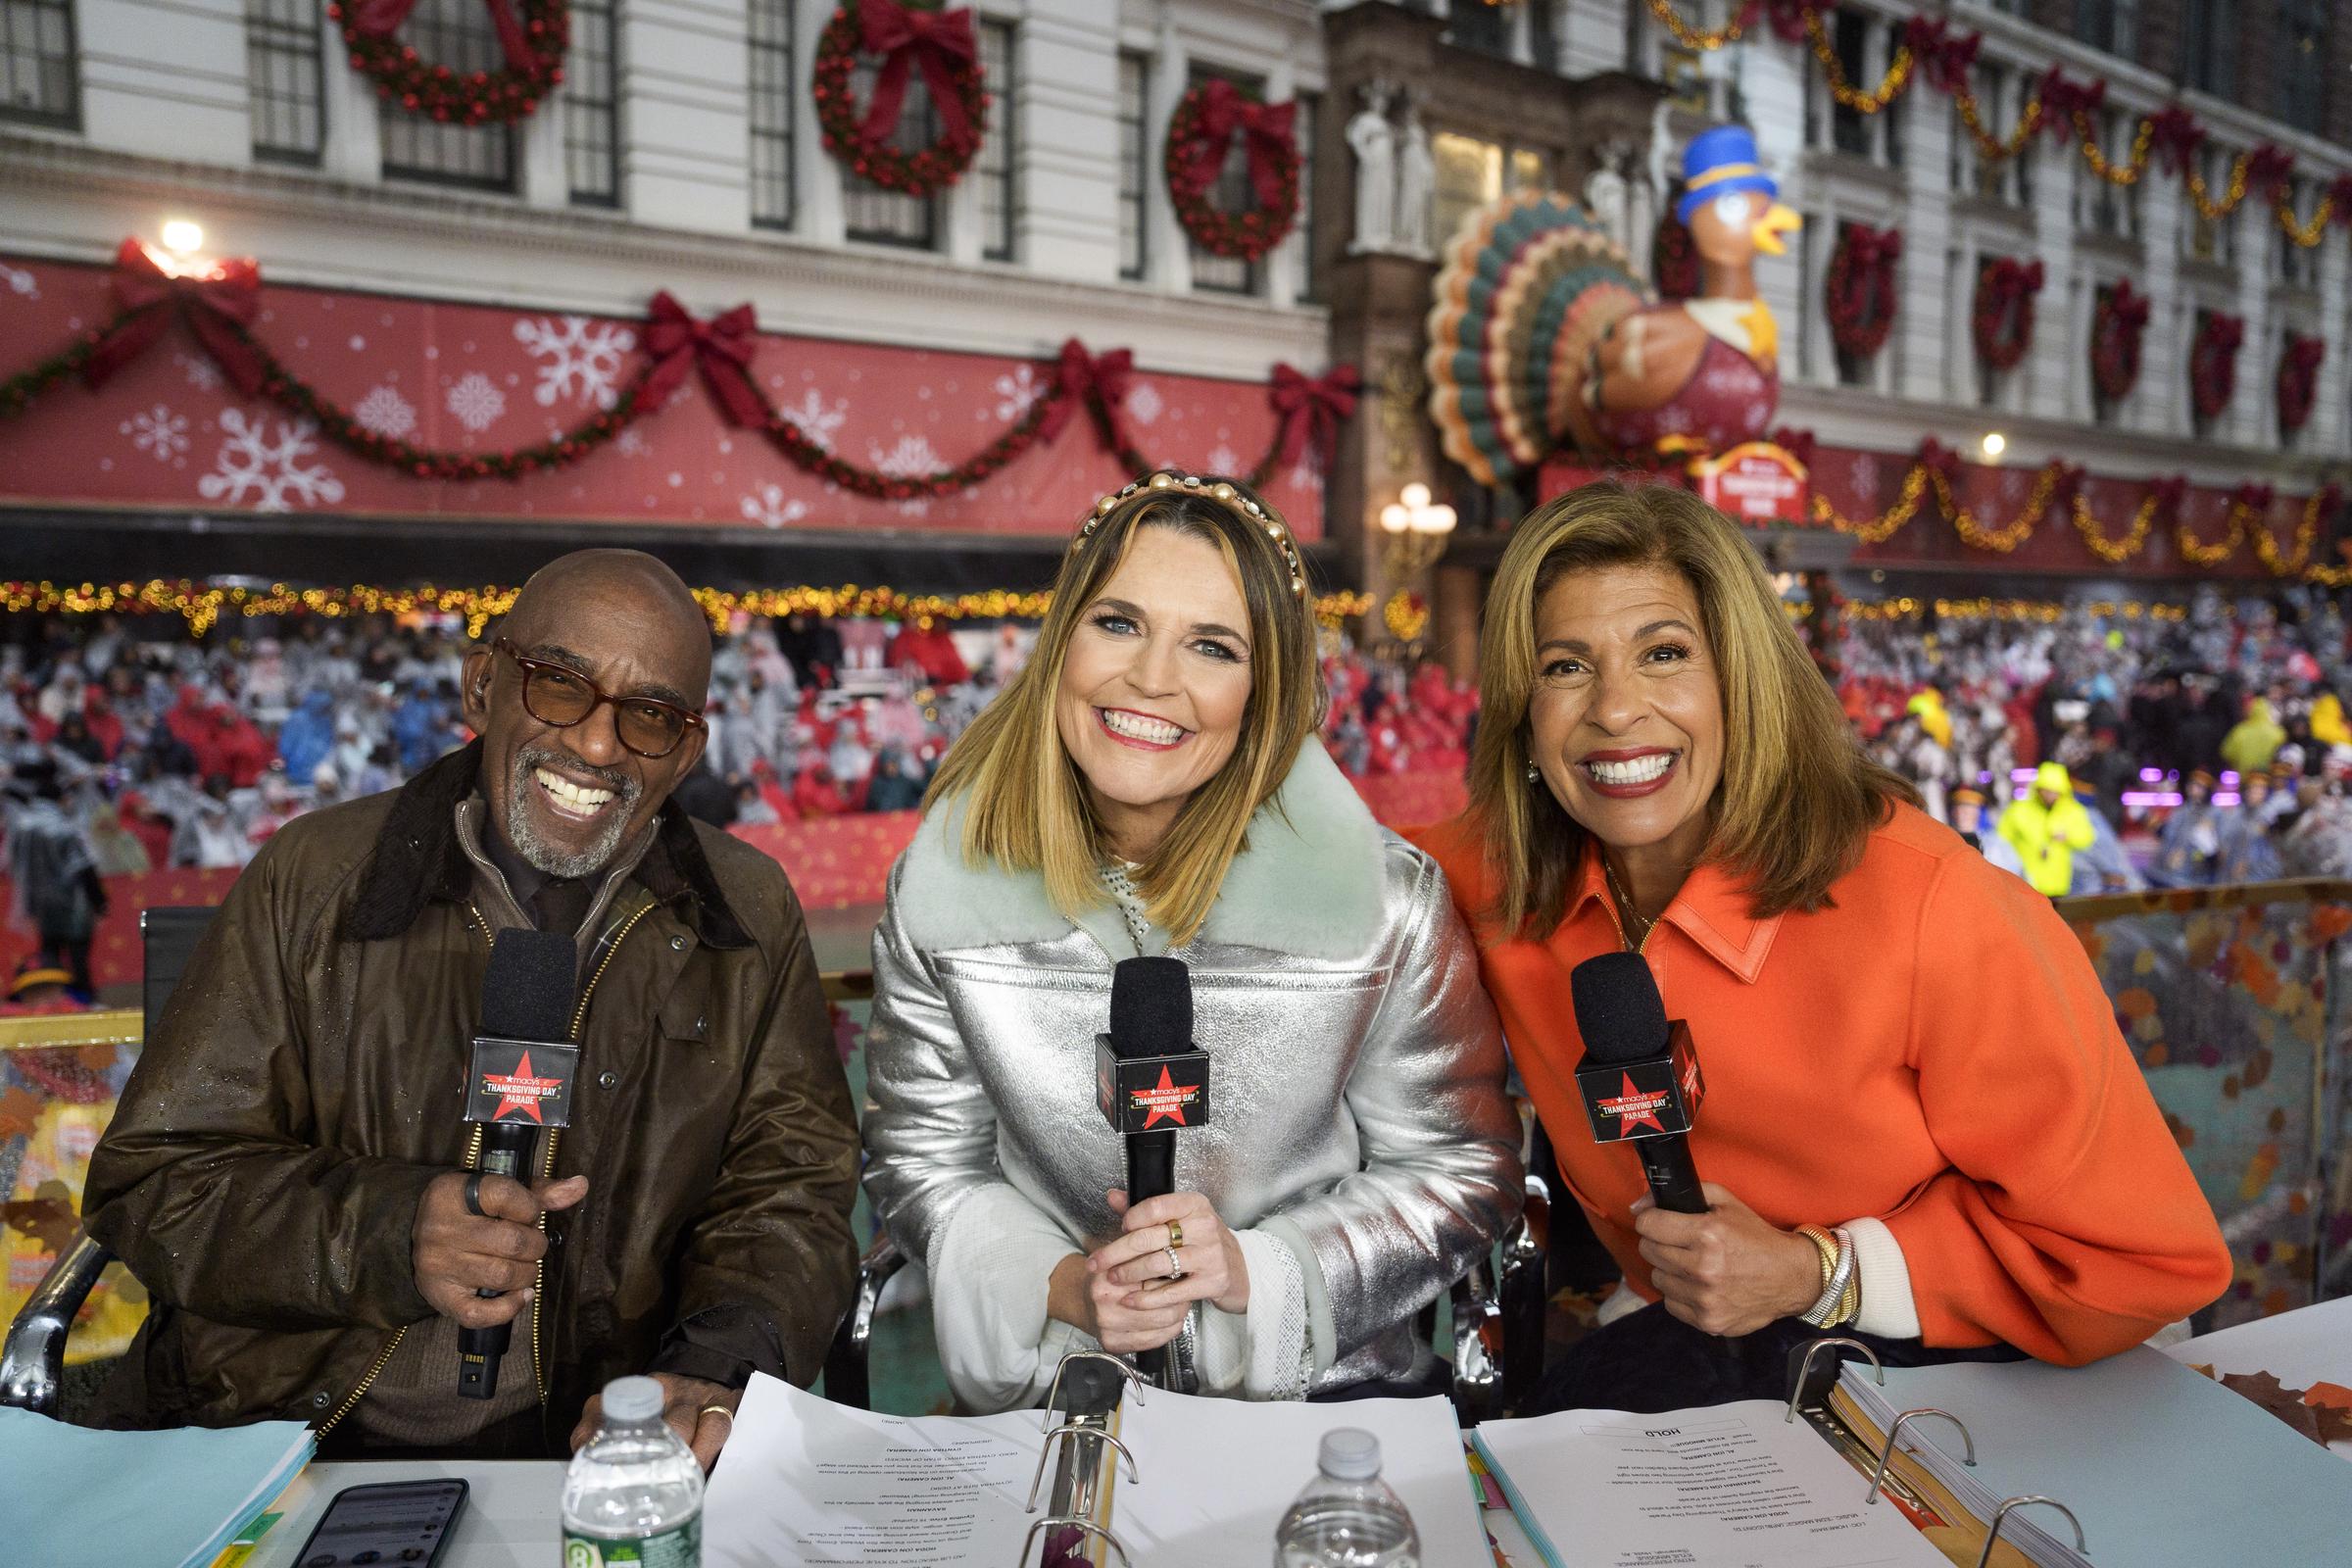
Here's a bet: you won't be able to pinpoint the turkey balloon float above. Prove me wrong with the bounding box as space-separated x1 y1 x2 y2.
1427 125 1800 487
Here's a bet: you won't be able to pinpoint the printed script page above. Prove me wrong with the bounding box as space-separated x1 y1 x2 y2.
1471 1398 1948 1568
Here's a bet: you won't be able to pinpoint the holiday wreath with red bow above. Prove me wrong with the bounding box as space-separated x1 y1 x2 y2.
328 0 568 125
1971 257 2042 371
812 0 991 198
1164 78 1301 262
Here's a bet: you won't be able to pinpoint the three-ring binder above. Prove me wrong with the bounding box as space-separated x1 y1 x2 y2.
1021 1349 1149 1567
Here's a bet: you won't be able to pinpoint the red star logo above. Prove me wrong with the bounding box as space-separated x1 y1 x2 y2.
1603 1071 1669 1135
1139 1066 1191 1129
483 1051 563 1123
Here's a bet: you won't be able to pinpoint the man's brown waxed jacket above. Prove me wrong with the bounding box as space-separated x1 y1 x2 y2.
81 742 858 1455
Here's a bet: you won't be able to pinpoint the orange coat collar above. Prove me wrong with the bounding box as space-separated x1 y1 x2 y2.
1558 845 1784 983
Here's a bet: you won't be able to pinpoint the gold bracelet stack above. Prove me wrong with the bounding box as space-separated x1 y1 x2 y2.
1795 1224 1859 1329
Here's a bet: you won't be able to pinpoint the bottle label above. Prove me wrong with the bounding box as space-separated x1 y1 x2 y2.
563 1518 700 1568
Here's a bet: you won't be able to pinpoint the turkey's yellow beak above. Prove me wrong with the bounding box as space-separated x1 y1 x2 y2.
1751 203 1802 257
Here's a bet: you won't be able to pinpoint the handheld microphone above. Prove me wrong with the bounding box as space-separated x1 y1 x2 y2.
1096 956 1207 1384
457 927 579 1400
1569 951 1707 1215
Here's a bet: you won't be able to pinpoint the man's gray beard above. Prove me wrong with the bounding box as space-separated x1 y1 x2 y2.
506 746 640 878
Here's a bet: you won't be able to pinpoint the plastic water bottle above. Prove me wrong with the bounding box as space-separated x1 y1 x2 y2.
1273 1428 1421 1568
561 1375 705 1568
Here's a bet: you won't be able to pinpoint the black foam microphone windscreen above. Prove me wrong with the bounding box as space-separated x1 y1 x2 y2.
479 926 577 1041
1108 955 1192 1059
1571 950 1670 1063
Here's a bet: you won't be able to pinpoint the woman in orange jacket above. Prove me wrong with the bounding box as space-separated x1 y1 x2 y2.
1411 481 2231 1412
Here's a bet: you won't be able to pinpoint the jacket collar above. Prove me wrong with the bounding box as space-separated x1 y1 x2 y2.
894 739 1392 961
1561 843 1782 983
342 740 751 949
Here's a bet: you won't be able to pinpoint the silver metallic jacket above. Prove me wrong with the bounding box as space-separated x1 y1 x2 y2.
862 743 1522 1397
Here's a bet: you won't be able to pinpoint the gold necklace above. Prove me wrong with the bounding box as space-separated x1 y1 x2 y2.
1601 854 1656 953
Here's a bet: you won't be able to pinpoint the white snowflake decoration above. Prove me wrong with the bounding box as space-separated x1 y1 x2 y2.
1287 457 1320 494
615 427 652 458
197 410 345 513
740 484 809 530
870 434 941 516
1848 453 1882 496
1998 468 2029 502
445 372 507 433
1125 381 1164 427
777 388 849 453
1741 399 1770 429
353 385 416 440
175 351 222 393
992 364 1042 420
121 405 188 462
1205 443 1243 474
514 315 637 409
2 263 36 301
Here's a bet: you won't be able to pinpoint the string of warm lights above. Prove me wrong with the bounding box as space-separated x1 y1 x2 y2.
0 579 1377 638
1841 597 2192 624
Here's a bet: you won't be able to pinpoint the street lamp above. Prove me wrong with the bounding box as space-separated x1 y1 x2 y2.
1379 482 1457 576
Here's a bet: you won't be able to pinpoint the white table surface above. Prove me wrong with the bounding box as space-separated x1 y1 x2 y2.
244 1460 566 1568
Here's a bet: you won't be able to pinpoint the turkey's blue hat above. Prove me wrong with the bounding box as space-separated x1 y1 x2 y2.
1677 123 1778 222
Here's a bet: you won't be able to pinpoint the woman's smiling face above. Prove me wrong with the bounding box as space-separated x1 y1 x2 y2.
1526 562 1724 865
1054 525 1254 855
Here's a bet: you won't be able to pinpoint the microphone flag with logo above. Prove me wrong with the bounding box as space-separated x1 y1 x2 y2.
1570 951 1708 1215
1097 955 1206 1383
458 926 578 1399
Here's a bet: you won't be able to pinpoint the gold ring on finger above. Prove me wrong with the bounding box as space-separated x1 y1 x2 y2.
1167 1219 1184 1249
699 1404 735 1425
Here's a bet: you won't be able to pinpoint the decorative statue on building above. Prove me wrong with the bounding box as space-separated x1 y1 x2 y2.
1427 124 1800 486
1347 81 1398 256
1395 94 1436 258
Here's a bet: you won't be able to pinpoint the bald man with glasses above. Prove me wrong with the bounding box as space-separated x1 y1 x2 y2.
84 551 858 1468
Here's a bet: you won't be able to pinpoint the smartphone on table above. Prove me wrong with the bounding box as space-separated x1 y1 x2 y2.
286 1477 468 1567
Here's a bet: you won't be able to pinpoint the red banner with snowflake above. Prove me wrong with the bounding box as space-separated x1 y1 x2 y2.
0 254 1326 539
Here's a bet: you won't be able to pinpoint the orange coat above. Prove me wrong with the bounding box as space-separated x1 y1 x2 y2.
1409 804 2230 1365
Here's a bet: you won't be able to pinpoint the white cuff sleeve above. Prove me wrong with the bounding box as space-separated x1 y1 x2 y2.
1843 1216 1922 1340
925 1182 1090 1413
1192 1229 1312 1400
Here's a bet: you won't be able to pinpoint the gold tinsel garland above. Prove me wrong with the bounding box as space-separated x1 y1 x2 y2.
0 579 1376 638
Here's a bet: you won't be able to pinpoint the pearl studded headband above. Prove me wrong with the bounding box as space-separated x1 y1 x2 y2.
1077 469 1308 601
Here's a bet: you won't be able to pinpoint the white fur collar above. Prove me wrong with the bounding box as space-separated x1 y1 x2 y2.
893 740 1392 960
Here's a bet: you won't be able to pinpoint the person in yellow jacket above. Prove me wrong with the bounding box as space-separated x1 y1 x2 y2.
1996 761 2097 897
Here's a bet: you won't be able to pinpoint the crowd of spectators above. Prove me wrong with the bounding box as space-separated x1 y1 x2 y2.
0 608 1479 995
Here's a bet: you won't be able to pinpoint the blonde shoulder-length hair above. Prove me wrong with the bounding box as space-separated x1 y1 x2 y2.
924 475 1322 945
1470 480 1915 936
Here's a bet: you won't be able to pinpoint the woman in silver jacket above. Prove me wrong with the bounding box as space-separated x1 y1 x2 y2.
862 469 1521 1413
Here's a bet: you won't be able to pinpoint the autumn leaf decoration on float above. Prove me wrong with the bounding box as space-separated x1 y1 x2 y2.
1164 78 1301 262
329 0 568 125
812 0 990 198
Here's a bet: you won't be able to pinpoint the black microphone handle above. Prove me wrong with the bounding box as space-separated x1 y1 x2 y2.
1636 1133 1708 1215
1124 1129 1177 1383
457 1122 538 1400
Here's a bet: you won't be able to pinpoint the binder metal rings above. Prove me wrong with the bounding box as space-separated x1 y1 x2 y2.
1026 1423 1141 1512
1973 1494 2087 1568
1040 1349 1150 1431
1862 1406 1976 1506
1784 1336 1885 1424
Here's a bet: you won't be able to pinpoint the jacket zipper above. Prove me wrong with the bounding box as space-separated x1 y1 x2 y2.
317 899 658 1432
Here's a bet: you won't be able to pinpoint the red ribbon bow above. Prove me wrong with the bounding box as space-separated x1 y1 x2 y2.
2148 475 2189 514
1037 338 1135 453
84 238 267 394
2106 278 2151 329
2284 334 2328 376
2049 461 2087 508
1845 225 1903 270
2036 68 2106 141
1770 426 1817 468
640 292 765 427
2148 106 2204 175
1984 258 2044 297
1917 437 1963 482
2204 314 2246 353
1764 0 1827 45
349 0 538 74
1184 78 1298 210
2233 482 2276 514
1269 363 1361 469
858 0 979 146
2246 143 2298 202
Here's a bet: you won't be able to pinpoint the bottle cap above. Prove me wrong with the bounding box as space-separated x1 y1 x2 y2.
1318 1427 1381 1481
602 1375 664 1425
